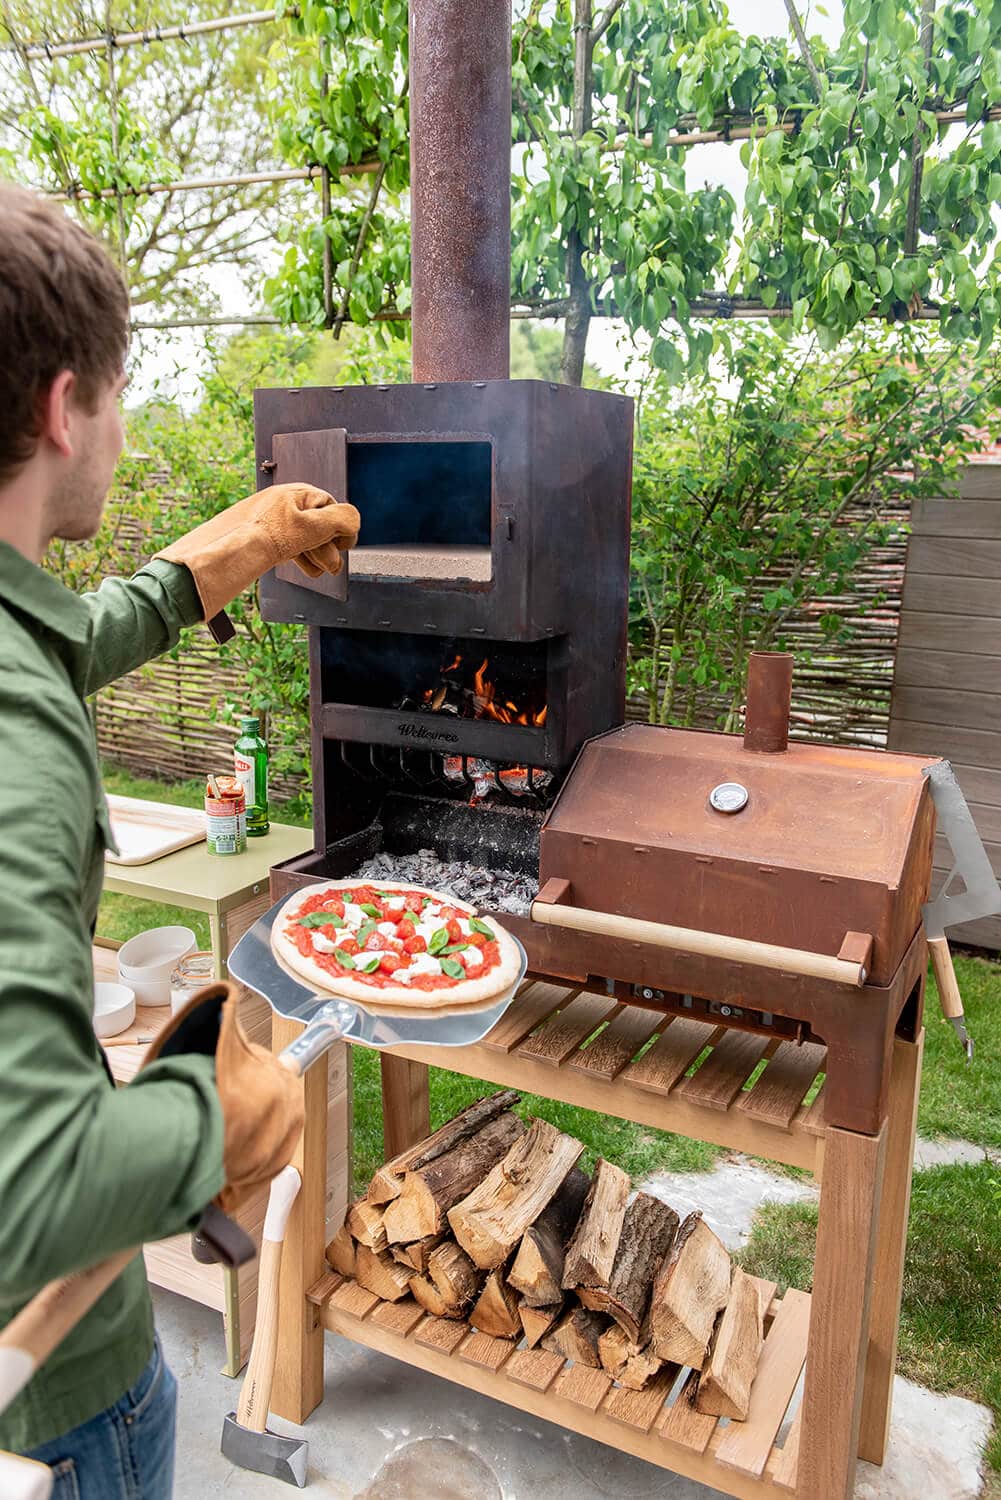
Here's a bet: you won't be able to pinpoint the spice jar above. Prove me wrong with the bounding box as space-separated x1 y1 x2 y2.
169 950 216 1016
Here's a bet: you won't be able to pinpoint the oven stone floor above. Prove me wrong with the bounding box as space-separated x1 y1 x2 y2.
160 1142 993 1500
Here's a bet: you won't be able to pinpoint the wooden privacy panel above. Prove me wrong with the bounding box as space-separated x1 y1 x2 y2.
889 460 1001 951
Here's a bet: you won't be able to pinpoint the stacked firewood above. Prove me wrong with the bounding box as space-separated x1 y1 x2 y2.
326 1090 764 1419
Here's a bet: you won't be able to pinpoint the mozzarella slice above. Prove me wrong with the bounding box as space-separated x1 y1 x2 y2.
385 896 406 911
460 947 484 968
312 931 341 954
406 952 445 978
458 918 474 936
377 922 398 938
340 903 365 930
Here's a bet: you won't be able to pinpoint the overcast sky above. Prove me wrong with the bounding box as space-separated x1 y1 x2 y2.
131 0 845 401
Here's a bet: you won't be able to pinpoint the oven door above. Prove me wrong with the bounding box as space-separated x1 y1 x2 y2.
270 426 350 602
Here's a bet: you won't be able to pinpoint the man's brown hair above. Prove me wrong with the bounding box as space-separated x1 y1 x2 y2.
0 183 129 485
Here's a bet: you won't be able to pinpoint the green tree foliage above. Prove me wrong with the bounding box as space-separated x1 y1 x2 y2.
265 0 1001 381
0 0 296 313
629 322 1001 728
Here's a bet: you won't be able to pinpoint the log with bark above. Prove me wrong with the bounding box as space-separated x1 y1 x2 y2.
542 1306 608 1368
694 1266 763 1420
471 1270 522 1339
448 1118 585 1270
508 1166 590 1307
427 1240 481 1313
367 1089 521 1204
561 1158 630 1292
383 1110 525 1243
577 1192 679 1341
648 1212 731 1369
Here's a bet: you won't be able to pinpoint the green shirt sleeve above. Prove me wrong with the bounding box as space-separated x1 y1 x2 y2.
79 558 203 697
0 682 225 1300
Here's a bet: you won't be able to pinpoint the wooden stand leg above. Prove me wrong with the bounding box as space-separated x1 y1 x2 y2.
380 1054 431 1158
858 1031 923 1464
270 1015 329 1424
797 1122 887 1500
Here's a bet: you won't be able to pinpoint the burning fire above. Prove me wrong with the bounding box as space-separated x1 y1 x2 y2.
411 652 549 804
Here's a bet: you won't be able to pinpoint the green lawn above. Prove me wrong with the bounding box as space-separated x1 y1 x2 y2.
739 1160 1001 1482
920 953 1001 1147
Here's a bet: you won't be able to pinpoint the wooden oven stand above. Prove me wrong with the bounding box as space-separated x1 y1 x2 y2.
270 980 923 1500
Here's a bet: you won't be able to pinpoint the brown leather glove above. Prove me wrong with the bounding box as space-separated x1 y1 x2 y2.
140 983 304 1215
154 483 361 622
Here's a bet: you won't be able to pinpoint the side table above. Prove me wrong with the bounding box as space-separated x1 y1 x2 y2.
95 810 348 1377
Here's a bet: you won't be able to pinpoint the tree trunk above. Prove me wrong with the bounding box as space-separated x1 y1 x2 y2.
559 0 594 387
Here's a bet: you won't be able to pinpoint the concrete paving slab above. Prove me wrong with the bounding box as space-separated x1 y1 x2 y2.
158 1289 992 1500
913 1137 987 1171
639 1158 818 1250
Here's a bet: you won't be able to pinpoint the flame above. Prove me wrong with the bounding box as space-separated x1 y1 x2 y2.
471 658 546 727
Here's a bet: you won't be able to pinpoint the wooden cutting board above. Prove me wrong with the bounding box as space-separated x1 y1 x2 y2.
105 794 206 865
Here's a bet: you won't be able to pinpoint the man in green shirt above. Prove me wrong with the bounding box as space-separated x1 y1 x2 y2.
0 183 359 1496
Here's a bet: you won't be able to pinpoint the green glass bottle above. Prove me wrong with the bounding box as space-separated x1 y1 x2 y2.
234 715 269 836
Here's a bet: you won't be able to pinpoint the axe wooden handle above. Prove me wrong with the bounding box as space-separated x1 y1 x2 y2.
928 935 964 1021
235 1166 301 1433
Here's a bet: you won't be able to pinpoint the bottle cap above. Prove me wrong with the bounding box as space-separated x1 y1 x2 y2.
240 715 260 732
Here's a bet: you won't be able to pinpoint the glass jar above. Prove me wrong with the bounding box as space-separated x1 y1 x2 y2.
169 950 216 1015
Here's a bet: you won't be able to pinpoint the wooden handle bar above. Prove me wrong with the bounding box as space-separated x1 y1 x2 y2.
529 901 868 987
928 935 964 1020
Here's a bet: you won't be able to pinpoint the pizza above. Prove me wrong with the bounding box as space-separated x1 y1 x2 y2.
271 880 524 1009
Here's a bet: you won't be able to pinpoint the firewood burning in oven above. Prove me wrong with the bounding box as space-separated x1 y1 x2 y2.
401 653 551 804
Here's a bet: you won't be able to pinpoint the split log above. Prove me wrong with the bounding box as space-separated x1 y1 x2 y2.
347 1199 387 1251
390 1235 444 1275
508 1166 590 1307
325 1223 356 1279
409 1274 454 1319
353 1243 414 1303
427 1241 481 1312
542 1306 608 1368
695 1267 764 1420
649 1212 731 1370
561 1158 630 1291
519 1302 562 1349
448 1118 585 1270
471 1271 522 1339
597 1323 664 1392
577 1193 679 1341
383 1111 525 1243
367 1088 521 1204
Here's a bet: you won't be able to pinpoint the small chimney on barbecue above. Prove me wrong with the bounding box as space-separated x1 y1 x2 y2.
743 652 793 753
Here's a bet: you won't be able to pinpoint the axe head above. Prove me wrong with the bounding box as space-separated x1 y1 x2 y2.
221 1413 308 1487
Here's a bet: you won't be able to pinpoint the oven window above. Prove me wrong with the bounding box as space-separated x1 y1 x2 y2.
347 439 492 580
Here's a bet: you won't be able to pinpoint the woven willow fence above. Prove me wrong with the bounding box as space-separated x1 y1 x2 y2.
94 493 911 797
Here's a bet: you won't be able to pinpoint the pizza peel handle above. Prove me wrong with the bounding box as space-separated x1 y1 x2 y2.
227 898 527 1068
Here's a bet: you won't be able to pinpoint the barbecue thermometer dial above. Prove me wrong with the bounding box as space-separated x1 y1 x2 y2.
709 781 749 814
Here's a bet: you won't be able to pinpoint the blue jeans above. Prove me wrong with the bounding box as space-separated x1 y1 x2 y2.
23 1338 176 1500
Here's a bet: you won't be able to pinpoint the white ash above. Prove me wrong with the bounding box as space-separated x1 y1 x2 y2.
352 849 536 916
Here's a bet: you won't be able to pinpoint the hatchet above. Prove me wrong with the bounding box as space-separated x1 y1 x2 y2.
922 761 1001 1063
221 1165 308 1486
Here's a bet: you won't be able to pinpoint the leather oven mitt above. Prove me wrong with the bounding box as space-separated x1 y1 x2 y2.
154 483 361 623
139 983 304 1217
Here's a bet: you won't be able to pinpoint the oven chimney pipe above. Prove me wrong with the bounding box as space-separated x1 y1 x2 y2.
743 652 793 753
409 0 511 382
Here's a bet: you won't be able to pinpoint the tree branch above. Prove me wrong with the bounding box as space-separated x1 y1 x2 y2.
782 0 824 99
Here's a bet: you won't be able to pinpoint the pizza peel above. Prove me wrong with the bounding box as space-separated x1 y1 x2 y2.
227 896 529 1076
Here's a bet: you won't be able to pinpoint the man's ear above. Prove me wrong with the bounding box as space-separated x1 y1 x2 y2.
39 370 77 459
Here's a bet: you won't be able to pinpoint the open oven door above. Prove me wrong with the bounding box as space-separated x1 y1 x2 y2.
270 427 349 602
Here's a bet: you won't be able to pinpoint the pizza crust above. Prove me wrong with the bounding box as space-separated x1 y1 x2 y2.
272 881 524 1010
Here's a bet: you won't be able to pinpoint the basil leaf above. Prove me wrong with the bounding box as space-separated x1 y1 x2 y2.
360 903 381 918
342 891 354 902
428 928 449 955
440 957 465 979
442 942 469 954
359 957 381 973
334 949 356 970
355 920 377 945
470 917 495 940
298 911 345 928
399 910 419 925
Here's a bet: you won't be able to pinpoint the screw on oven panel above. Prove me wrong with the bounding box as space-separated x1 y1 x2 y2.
261 458 277 472
633 986 665 1002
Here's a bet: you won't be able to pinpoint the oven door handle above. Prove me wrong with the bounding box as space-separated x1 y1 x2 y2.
529 896 870 987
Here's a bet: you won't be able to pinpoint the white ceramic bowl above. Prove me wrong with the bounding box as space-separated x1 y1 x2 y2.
93 980 137 1038
117 925 197 1006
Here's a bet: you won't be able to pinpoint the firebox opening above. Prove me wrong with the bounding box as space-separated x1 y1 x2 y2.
347 438 492 580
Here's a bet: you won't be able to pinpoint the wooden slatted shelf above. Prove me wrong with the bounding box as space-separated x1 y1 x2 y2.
317 1273 808 1500
351 980 828 1174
